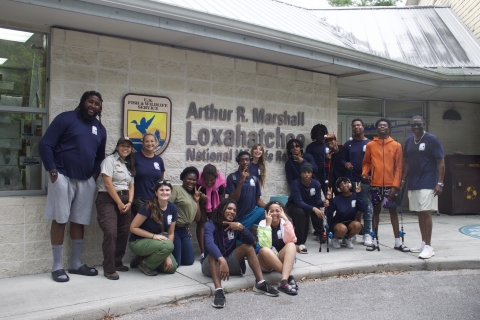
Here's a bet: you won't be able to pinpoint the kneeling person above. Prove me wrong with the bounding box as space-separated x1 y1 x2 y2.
326 178 364 249
202 198 279 308
129 180 177 276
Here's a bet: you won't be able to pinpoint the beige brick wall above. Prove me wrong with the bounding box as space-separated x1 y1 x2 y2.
0 28 337 278
428 101 480 155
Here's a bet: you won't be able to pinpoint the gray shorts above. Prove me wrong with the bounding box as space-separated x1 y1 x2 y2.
45 173 96 225
201 249 246 277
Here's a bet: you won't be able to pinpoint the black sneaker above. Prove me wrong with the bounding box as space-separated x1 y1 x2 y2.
253 281 279 297
212 289 226 308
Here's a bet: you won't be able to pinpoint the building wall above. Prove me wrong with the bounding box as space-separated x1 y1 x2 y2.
417 0 480 40
428 101 480 155
0 28 337 278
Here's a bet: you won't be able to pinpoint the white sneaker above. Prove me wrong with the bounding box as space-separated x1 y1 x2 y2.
344 237 354 249
332 238 341 249
419 245 435 259
410 241 425 253
351 235 357 243
363 234 373 246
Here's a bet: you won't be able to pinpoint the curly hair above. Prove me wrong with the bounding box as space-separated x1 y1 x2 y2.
310 124 328 140
180 166 199 181
75 91 103 123
286 139 304 157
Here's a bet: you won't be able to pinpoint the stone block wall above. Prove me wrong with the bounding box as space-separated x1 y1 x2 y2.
0 27 337 278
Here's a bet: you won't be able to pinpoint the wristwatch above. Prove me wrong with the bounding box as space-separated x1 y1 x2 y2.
437 182 444 187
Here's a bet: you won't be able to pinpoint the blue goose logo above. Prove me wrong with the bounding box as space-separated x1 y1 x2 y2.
459 225 480 240
123 94 172 155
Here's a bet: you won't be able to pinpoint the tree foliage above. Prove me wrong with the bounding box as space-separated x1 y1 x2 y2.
328 0 399 6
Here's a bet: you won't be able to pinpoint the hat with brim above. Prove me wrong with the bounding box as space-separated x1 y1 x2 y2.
116 136 133 146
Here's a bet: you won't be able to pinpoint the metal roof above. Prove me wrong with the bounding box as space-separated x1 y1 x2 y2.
147 0 480 71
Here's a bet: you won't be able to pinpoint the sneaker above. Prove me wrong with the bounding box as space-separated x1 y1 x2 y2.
212 289 226 308
351 235 357 243
363 234 373 246
410 241 425 253
419 245 435 259
253 281 279 297
332 238 341 249
138 261 158 276
344 237 354 249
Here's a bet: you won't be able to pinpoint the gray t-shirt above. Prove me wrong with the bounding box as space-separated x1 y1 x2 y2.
96 153 134 192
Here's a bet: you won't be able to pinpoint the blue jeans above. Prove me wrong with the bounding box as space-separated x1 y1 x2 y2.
239 206 265 232
173 227 195 266
361 183 373 234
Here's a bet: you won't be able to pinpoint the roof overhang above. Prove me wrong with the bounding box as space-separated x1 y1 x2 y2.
2 0 480 102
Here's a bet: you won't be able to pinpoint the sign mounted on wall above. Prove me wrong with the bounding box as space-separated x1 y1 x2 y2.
123 94 172 155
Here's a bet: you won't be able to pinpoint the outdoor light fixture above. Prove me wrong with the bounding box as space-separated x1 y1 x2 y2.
0 27 33 42
0 58 7 65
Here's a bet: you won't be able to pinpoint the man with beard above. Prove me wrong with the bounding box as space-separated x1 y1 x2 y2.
39 91 107 282
343 119 373 246
361 118 408 253
401 115 444 259
226 151 266 232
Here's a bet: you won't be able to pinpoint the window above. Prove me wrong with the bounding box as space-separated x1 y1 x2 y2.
0 27 47 194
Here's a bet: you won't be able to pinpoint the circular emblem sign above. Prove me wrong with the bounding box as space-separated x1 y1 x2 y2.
459 224 480 240
464 186 477 200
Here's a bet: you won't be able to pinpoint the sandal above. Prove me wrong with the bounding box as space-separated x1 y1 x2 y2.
278 283 298 295
288 275 298 291
52 269 70 283
297 244 308 254
366 244 379 251
394 244 410 252
68 264 98 276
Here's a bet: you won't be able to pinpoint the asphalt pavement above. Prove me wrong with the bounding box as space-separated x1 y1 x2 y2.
0 212 479 320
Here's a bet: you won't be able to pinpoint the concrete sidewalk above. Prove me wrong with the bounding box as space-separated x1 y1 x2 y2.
1 213 479 320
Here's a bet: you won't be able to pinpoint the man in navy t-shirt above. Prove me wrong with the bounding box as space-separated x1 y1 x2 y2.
343 118 373 246
39 91 107 282
401 115 445 260
226 151 266 232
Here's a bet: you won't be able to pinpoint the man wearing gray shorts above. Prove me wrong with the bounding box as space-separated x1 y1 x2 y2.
39 91 107 282
401 115 445 260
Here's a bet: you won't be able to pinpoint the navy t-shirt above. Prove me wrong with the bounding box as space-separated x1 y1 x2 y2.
133 152 165 199
343 138 370 183
271 224 285 252
306 141 328 179
39 111 107 179
327 145 347 185
129 201 178 242
287 178 324 212
226 172 261 221
285 152 318 185
326 191 365 225
249 162 261 179
404 132 444 190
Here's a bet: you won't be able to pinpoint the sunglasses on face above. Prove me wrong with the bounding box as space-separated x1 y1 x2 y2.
410 123 423 128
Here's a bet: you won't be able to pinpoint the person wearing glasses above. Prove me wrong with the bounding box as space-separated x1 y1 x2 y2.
285 139 318 185
39 91 106 283
400 115 445 259
362 118 408 253
96 137 136 280
131 133 165 218
170 167 202 266
129 180 177 275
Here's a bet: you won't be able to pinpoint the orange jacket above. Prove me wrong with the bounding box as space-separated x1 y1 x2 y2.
362 137 402 188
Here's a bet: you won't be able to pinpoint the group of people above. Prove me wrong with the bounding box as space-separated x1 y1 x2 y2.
284 117 444 261
39 91 445 308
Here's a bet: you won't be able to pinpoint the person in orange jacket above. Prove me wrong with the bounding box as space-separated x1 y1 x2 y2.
362 118 409 252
